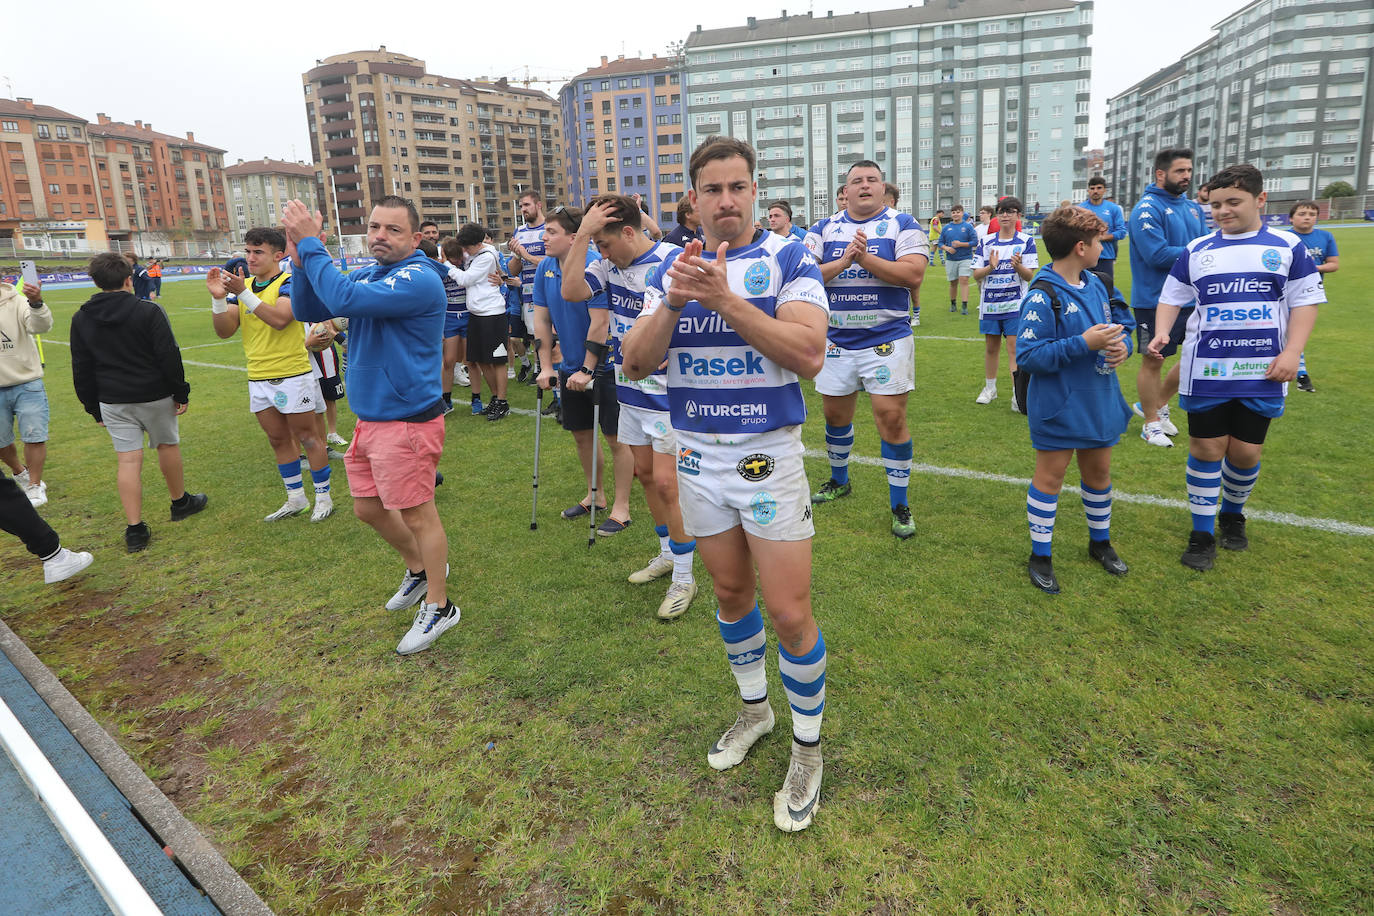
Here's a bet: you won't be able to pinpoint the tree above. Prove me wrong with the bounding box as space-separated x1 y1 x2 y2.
1319 181 1356 199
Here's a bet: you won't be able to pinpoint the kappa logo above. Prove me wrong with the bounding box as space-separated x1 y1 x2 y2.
873 342 895 357
1064 303 1080 315
803 504 813 522
677 447 702 476
1030 524 1052 535
731 650 764 666
1189 495 1213 506
736 453 774 482
1164 207 1174 216
749 490 778 525
743 261 771 295
1024 309 1041 323
1261 248 1281 272
1019 327 1037 340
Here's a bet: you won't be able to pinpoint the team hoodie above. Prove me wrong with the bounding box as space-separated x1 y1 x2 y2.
1127 183 1207 309
70 290 189 420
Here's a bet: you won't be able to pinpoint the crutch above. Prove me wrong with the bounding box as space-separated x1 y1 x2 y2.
587 376 599 547
531 382 544 530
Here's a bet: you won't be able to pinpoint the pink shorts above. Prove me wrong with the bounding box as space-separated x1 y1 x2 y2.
345 416 445 510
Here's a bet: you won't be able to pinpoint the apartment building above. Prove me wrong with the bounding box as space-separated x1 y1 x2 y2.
225 158 320 244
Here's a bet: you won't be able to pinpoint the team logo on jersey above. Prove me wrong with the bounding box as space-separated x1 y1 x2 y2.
1064 303 1080 315
736 453 774 482
273 390 289 409
1208 338 1221 350
677 447 702 476
875 366 891 385
1261 249 1281 271
873 342 895 357
749 490 778 525
1020 328 1037 340
685 401 698 419
1200 254 1215 268
1024 309 1041 323
654 420 668 436
825 342 842 358
743 261 770 295
875 221 888 237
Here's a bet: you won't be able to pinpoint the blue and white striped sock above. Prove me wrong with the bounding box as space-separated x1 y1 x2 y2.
1027 484 1058 557
655 523 670 558
718 606 768 702
1080 481 1111 543
311 465 331 495
1186 455 1223 534
1298 352 1307 374
778 630 826 746
881 439 913 509
825 423 854 487
278 461 304 495
1220 459 1260 516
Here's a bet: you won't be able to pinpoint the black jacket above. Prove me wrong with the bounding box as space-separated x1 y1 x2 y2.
70 290 189 420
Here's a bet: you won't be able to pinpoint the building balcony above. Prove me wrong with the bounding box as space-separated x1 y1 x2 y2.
338 205 367 220
324 154 360 169
320 100 353 117
325 137 358 153
335 189 364 203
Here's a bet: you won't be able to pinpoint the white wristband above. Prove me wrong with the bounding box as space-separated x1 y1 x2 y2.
211 296 229 315
238 289 262 313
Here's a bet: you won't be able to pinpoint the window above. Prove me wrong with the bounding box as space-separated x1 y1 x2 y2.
1 121 17 132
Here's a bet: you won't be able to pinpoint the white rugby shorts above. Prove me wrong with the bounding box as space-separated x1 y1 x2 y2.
814 335 915 397
616 403 675 454
674 426 814 541
249 372 316 415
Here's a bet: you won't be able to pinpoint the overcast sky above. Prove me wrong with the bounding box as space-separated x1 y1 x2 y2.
7 0 1242 165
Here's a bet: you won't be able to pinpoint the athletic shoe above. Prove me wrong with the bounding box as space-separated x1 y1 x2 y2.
596 516 631 537
1218 512 1248 551
773 741 824 833
657 581 697 620
541 397 561 416
909 316 921 328
264 496 309 522
310 493 334 522
13 467 29 487
961 306 968 316
386 569 428 610
326 432 350 449
435 471 444 487
327 446 348 460
506 365 516 379
810 479 851 504
1140 422 1173 447
1131 401 1146 421
1157 404 1179 437
628 552 674 584
454 364 470 387
44 547 94 584
485 399 510 421
1181 530 1217 571
25 481 47 508
442 401 455 417
170 492 208 522
975 386 997 404
891 504 915 540
708 702 775 770
517 361 532 384
396 600 461 655
1028 554 1059 594
124 522 151 553
1088 539 1128 576
1296 373 1315 393
471 398 485 416
950 303 957 313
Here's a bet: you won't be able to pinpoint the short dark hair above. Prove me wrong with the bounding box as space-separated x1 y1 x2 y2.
1087 175 1106 188
688 136 756 188
951 204 965 213
979 204 996 217
676 196 694 222
1289 199 1320 217
244 227 286 252
518 189 543 204
836 184 847 198
416 238 439 259
89 252 132 291
845 159 884 180
548 205 583 235
1153 148 1194 174
1205 163 1263 198
441 238 464 262
457 223 486 247
883 183 900 205
374 195 421 232
1040 205 1107 260
419 220 438 231
996 196 1024 214
767 199 792 218
588 194 643 230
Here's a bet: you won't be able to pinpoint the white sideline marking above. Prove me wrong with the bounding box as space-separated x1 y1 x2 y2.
42 338 246 373
914 334 983 342
180 340 236 350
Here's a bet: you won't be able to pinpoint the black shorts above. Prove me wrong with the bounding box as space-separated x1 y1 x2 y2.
1186 400 1272 445
558 370 619 435
1134 306 1192 358
466 314 509 365
311 346 345 401
508 312 529 340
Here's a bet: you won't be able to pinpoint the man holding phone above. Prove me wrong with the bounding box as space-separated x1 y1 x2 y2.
0 263 54 507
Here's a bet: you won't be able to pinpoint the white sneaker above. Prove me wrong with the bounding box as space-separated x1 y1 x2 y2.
1158 403 1179 437
909 316 921 328
386 569 428 610
1140 421 1173 447
264 495 309 521
1131 401 1147 421
975 386 997 404
43 547 94 584
326 432 350 448
25 481 47 507
627 552 674 584
454 364 470 387
708 702 775 770
773 741 823 833
13 467 30 487
396 600 461 655
310 493 334 522
506 365 516 379
656 581 698 620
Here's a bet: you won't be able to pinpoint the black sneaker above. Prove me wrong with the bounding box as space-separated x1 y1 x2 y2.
1088 539 1128 576
517 362 532 384
1218 512 1248 551
1027 554 1059 594
125 522 151 553
1181 530 1217 571
170 492 209 522
485 399 510 421
541 397 561 416
949 303 957 313
1295 373 1315 393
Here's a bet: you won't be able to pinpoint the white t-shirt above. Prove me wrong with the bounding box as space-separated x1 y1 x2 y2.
446 245 506 317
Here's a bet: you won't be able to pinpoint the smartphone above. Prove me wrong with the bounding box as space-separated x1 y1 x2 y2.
20 260 39 288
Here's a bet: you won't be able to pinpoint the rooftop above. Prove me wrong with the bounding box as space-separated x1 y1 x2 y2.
0 98 87 122
225 158 317 178
88 114 225 154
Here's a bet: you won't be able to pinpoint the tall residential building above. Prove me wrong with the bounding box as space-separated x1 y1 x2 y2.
1105 0 1373 206
0 98 107 252
559 55 687 227
685 1 1093 226
302 48 565 242
88 114 231 250
225 158 321 244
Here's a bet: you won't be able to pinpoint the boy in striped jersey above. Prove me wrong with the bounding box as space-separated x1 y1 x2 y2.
1149 165 1323 571
561 194 698 619
623 136 830 832
971 197 1037 407
805 160 930 539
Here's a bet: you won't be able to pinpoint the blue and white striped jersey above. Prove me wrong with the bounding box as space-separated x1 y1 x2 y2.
804 207 928 348
973 231 1038 315
643 231 828 440
1160 227 1324 408
512 222 546 307
585 240 680 412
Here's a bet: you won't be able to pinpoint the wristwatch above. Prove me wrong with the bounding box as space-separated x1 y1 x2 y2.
574 366 593 376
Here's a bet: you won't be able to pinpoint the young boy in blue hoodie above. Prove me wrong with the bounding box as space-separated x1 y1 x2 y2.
1016 206 1136 594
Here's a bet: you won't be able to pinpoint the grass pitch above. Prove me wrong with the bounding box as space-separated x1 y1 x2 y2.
3 230 1372 915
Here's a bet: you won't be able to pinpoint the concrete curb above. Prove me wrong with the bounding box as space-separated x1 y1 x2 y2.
0 618 274 916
